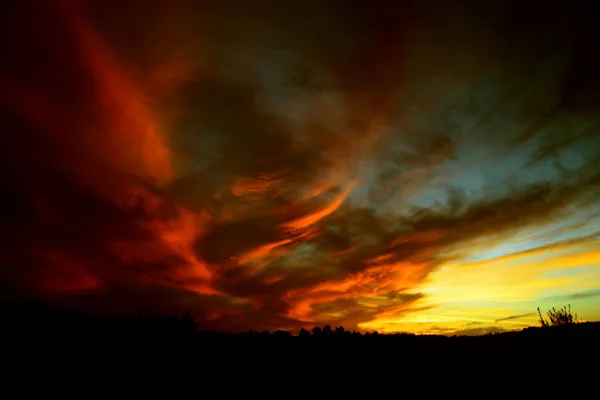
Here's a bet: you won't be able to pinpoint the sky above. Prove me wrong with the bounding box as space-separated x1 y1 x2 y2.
1 0 599 335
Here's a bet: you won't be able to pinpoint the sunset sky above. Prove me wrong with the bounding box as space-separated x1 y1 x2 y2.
2 0 599 335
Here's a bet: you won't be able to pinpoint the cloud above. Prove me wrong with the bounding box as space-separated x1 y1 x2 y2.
2 0 599 333
495 313 536 323
542 289 600 302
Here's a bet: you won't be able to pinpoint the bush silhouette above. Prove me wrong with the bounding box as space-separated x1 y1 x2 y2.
537 304 579 327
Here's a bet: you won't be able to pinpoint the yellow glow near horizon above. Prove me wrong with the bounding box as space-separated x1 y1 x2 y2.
359 238 600 335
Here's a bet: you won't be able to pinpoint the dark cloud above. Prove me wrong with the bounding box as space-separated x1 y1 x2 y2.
495 313 536 323
466 322 483 327
1 0 599 333
542 289 600 302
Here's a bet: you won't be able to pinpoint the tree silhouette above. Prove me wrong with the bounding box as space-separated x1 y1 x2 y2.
299 328 311 337
538 304 579 327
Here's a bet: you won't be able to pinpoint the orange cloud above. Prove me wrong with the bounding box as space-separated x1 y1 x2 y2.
282 180 357 231
286 260 430 323
61 1 172 186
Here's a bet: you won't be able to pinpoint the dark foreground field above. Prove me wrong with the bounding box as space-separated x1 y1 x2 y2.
2 301 598 396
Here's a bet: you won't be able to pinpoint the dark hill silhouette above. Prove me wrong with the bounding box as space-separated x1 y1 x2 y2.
2 300 598 396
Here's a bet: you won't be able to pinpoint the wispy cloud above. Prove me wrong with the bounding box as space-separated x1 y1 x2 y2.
495 313 536 323
542 289 600 302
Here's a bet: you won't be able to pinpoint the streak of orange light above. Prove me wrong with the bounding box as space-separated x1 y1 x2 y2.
366 253 396 265
282 180 357 231
237 239 294 265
